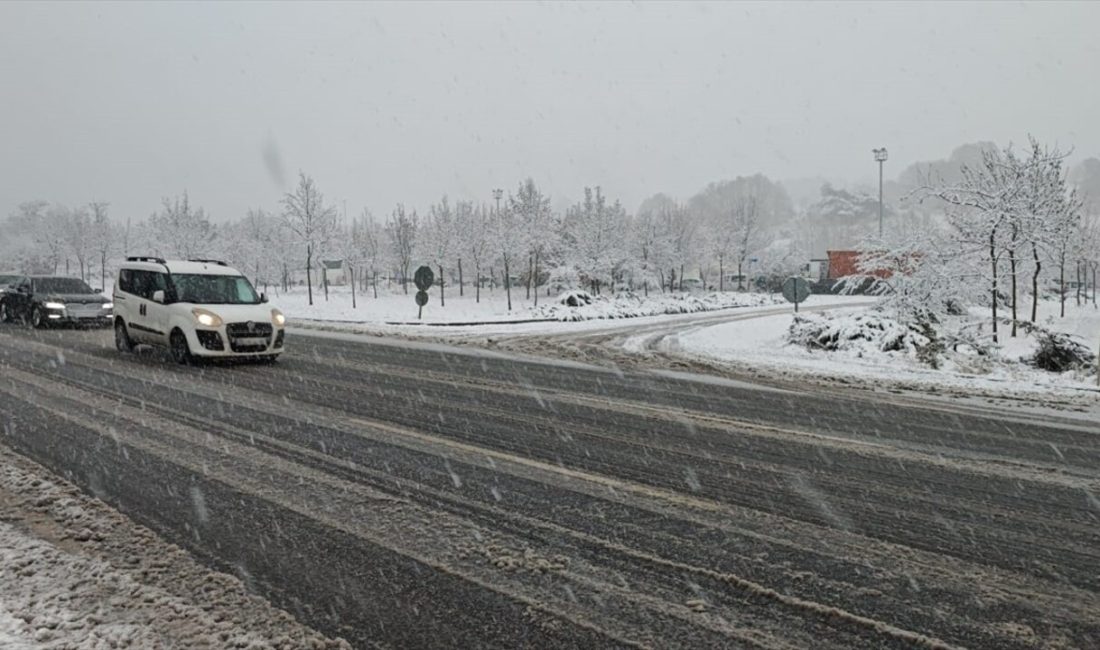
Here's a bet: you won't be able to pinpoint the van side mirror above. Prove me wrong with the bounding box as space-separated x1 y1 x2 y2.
152 290 165 304
260 292 268 303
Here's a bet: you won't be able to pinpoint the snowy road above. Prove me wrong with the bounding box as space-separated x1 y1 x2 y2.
2 324 1099 648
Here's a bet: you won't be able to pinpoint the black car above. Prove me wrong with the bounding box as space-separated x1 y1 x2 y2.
0 275 113 328
0 273 20 291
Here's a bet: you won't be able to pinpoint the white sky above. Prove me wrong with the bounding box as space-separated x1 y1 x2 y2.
1 1 1097 222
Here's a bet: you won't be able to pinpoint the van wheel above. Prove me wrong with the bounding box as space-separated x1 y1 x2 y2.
31 307 47 329
170 329 192 365
115 320 134 352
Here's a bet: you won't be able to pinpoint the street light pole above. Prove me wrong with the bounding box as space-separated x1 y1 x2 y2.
872 147 888 238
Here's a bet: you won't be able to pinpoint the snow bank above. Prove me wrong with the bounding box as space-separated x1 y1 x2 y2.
671 300 1100 400
532 291 784 322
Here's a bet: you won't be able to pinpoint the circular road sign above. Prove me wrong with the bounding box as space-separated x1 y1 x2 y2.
782 276 811 305
415 290 429 307
414 266 435 292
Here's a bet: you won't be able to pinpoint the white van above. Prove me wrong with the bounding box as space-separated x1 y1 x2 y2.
113 257 285 364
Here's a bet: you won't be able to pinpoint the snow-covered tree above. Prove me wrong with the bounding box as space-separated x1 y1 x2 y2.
490 198 524 311
150 192 214 260
511 179 556 305
463 203 492 303
386 204 418 294
421 197 457 306
280 173 338 306
352 209 385 299
88 201 115 292
561 186 628 294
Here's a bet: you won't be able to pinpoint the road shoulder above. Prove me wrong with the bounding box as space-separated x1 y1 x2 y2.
0 442 350 650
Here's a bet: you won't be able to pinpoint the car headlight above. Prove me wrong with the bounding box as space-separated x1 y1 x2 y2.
102 302 113 310
44 301 66 310
271 308 286 327
191 308 223 328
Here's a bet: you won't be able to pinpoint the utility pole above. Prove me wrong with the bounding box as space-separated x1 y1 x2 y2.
873 147 888 238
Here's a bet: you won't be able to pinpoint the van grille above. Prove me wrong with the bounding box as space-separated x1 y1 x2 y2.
226 321 272 353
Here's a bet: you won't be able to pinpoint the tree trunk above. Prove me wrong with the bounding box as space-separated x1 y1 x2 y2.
372 270 378 299
100 251 107 294
679 264 684 292
350 264 356 309
1060 255 1066 318
1031 244 1040 323
490 266 494 293
1086 262 1095 305
719 257 724 292
475 263 481 303
402 264 409 294
533 250 540 307
989 233 998 343
504 258 512 311
458 258 464 297
737 260 744 291
1008 248 1017 338
1077 260 1083 306
526 254 532 300
322 265 329 302
439 264 445 307
306 244 314 306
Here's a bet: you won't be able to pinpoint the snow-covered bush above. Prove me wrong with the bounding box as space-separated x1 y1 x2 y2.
787 312 932 357
1028 330 1096 373
558 290 593 307
534 291 781 322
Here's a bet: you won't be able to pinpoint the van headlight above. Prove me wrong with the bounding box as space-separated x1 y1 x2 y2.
271 308 286 327
102 302 113 310
44 302 66 310
191 308 223 328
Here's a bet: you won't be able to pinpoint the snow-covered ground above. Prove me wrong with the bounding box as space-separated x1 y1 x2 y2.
276 284 786 332
0 445 349 649
662 299 1100 399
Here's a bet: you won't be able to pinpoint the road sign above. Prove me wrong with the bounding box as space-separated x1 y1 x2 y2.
782 276 811 312
415 290 429 307
414 266 435 292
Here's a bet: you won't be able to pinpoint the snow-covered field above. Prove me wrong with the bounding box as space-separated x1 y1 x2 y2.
275 285 783 328
664 299 1100 399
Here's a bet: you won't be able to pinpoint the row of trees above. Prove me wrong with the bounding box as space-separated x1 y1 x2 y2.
3 143 1096 325
854 138 1100 342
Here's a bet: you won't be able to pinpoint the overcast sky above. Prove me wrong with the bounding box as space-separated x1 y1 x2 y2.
1 1 1098 222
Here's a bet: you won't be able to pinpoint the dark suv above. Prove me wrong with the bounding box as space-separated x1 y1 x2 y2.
0 275 113 328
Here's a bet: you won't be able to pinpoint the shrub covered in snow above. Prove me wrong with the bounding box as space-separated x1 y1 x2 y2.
558 290 593 307
787 312 933 357
533 291 783 322
1028 330 1097 373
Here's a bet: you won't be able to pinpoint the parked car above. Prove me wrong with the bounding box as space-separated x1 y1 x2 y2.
113 257 285 364
0 275 113 327
680 278 704 291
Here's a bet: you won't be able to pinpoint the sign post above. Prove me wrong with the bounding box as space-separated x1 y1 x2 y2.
413 265 435 320
782 276 811 313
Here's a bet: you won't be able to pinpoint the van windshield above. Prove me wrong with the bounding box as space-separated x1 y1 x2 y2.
171 274 260 305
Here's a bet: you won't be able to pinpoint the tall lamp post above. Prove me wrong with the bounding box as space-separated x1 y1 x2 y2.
872 147 888 238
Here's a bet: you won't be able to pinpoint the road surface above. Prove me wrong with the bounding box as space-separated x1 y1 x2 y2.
1 323 1098 648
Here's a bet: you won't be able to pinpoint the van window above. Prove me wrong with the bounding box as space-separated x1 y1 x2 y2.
118 270 133 294
129 270 168 300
